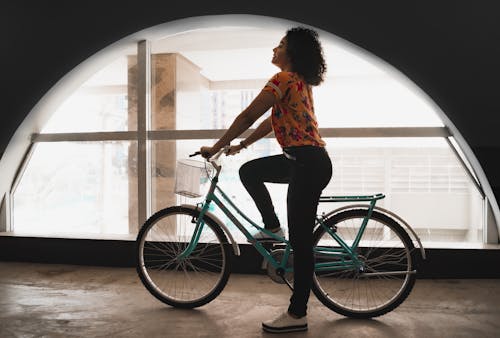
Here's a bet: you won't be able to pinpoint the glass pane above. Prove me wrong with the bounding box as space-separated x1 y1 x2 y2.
314 76 444 127
13 141 136 236
321 138 483 245
152 138 482 245
205 89 267 130
151 139 281 243
42 56 137 132
149 26 444 130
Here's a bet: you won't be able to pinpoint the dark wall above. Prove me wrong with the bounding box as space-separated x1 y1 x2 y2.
3 1 500 198
2 236 500 278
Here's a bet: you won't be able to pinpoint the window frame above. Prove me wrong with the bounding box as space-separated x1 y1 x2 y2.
6 39 493 247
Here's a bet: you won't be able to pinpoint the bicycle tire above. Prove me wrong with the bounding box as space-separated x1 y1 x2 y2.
312 209 417 318
136 206 232 308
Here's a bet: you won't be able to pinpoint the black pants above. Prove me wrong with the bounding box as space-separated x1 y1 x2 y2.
239 146 332 317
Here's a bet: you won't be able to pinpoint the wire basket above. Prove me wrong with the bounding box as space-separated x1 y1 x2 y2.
174 159 213 198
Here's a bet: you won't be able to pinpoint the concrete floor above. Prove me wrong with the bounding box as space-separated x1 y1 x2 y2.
0 262 499 337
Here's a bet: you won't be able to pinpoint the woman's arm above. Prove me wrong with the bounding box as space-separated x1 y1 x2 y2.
201 90 276 157
226 117 273 155
241 116 273 147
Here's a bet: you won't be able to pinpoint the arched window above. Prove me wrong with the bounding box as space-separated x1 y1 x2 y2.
9 16 490 246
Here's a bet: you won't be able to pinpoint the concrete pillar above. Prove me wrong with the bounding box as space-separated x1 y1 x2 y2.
128 54 177 234
151 54 176 214
128 52 207 233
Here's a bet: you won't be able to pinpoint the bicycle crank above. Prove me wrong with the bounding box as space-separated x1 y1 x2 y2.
266 249 294 289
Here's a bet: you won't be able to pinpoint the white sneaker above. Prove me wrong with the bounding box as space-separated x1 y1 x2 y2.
262 311 307 333
249 228 285 243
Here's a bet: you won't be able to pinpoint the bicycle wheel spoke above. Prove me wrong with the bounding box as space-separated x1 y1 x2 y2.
313 209 416 318
136 207 230 308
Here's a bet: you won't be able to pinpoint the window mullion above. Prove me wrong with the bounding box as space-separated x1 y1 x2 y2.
137 40 152 230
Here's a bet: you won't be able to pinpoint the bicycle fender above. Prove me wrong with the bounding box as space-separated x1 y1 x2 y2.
321 204 426 260
181 204 241 256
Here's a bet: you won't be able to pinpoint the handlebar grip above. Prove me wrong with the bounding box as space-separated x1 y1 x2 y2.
189 145 229 159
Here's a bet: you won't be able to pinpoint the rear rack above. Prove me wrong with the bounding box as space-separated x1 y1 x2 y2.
319 193 385 203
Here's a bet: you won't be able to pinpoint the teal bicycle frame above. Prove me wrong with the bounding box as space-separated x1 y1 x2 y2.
180 157 386 278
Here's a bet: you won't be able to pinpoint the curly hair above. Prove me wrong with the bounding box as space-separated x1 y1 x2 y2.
285 27 326 86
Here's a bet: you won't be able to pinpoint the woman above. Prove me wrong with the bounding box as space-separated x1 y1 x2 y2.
200 26 332 334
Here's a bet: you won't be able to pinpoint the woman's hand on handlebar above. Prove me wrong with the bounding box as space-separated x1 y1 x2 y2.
225 144 244 156
199 144 242 159
200 146 216 159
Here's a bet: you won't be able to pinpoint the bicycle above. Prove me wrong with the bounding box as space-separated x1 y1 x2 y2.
136 146 426 319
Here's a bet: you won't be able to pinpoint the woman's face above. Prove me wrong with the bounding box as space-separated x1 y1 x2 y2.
272 37 290 70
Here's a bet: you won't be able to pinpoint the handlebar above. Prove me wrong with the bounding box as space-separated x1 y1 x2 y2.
189 145 230 160
189 146 231 176
190 146 230 174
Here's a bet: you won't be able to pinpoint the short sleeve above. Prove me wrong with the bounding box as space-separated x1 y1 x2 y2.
262 72 292 101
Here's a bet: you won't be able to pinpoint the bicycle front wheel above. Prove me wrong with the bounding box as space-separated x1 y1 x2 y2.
136 206 231 308
312 209 417 318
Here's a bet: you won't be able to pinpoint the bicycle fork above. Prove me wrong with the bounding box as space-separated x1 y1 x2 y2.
177 203 209 260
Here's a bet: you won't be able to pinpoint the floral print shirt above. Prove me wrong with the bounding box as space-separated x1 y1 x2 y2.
263 71 326 148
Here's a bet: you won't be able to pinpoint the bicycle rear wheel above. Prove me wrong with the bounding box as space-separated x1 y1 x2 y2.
312 209 417 318
136 206 231 308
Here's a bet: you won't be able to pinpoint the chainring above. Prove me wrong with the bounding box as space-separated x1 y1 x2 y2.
266 249 294 284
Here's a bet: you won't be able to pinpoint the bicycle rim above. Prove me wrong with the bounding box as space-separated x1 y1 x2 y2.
137 207 230 307
313 209 416 318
